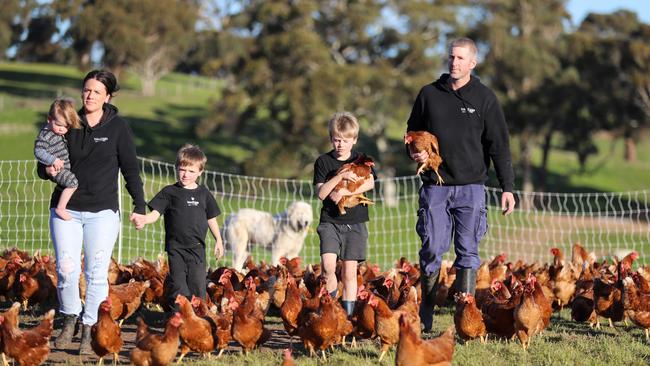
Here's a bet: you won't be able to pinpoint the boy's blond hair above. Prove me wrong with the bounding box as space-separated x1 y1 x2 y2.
49 97 81 129
176 144 207 171
328 111 359 139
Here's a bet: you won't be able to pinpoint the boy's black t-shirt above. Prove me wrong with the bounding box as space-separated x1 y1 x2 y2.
148 183 220 251
313 150 375 225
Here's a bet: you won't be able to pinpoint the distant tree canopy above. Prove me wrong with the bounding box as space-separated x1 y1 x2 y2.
52 0 199 95
2 1 649 186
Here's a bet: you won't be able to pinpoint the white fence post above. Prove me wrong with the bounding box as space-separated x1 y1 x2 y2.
117 173 123 264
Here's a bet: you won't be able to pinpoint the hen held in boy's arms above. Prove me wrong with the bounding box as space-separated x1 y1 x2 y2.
404 131 444 184
330 154 375 215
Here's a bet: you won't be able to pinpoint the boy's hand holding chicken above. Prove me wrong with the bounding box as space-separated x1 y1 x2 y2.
328 170 360 203
323 154 375 215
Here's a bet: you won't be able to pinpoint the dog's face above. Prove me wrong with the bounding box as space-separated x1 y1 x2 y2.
286 201 313 233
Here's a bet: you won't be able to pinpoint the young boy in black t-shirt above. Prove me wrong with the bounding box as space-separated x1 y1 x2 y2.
313 111 375 316
135 144 224 310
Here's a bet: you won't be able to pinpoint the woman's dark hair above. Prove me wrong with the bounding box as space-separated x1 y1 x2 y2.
83 70 120 96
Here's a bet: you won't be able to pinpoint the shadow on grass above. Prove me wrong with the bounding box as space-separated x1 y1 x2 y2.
0 70 80 99
127 103 243 174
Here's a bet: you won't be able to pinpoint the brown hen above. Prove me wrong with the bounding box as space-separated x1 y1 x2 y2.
404 130 444 184
130 313 183 366
109 279 150 326
454 292 486 343
622 276 650 340
91 297 123 366
331 154 375 214
175 294 215 362
395 314 455 366
0 303 54 366
296 293 339 361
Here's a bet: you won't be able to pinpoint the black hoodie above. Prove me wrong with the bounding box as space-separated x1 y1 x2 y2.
406 74 514 192
43 104 146 214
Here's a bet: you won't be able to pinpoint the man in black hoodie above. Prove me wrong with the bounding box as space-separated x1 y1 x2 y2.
406 37 516 332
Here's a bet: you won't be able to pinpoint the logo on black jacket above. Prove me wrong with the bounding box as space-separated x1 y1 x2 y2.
460 107 476 114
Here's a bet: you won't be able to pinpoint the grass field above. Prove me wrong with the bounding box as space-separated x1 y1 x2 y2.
32 303 650 365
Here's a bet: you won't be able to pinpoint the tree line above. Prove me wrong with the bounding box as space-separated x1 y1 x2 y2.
1 0 649 191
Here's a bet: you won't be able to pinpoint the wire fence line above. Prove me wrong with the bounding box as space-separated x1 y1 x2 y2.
0 159 648 269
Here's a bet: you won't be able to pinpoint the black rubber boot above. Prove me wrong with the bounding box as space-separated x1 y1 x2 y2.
79 324 93 355
54 314 77 349
419 268 440 333
455 267 477 296
342 300 355 317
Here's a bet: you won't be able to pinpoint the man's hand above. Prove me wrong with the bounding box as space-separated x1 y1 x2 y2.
53 158 64 170
501 192 516 216
130 213 146 230
410 150 429 164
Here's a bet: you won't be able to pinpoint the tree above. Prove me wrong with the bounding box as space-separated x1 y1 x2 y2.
51 0 99 70
197 0 463 178
0 0 20 59
569 11 648 162
471 0 570 194
15 14 61 62
64 0 199 95
0 0 38 60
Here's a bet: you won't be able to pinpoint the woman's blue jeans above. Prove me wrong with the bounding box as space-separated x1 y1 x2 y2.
50 208 120 325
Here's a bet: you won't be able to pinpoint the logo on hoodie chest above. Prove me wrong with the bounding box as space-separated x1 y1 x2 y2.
93 137 109 143
460 107 476 114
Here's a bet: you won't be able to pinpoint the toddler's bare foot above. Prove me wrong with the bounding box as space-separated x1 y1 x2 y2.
55 208 72 221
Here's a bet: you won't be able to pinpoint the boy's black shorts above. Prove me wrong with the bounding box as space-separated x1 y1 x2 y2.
317 222 368 261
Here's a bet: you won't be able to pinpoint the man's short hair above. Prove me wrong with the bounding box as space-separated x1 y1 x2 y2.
449 37 478 60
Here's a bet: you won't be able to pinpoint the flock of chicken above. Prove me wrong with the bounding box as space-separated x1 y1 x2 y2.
0 243 649 365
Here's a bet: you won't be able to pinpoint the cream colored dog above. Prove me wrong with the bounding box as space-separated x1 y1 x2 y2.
224 201 313 270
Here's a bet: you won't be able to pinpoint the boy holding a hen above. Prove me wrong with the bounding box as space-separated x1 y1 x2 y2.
313 111 376 316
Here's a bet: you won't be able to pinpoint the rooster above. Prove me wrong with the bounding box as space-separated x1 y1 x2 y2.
404 131 444 184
